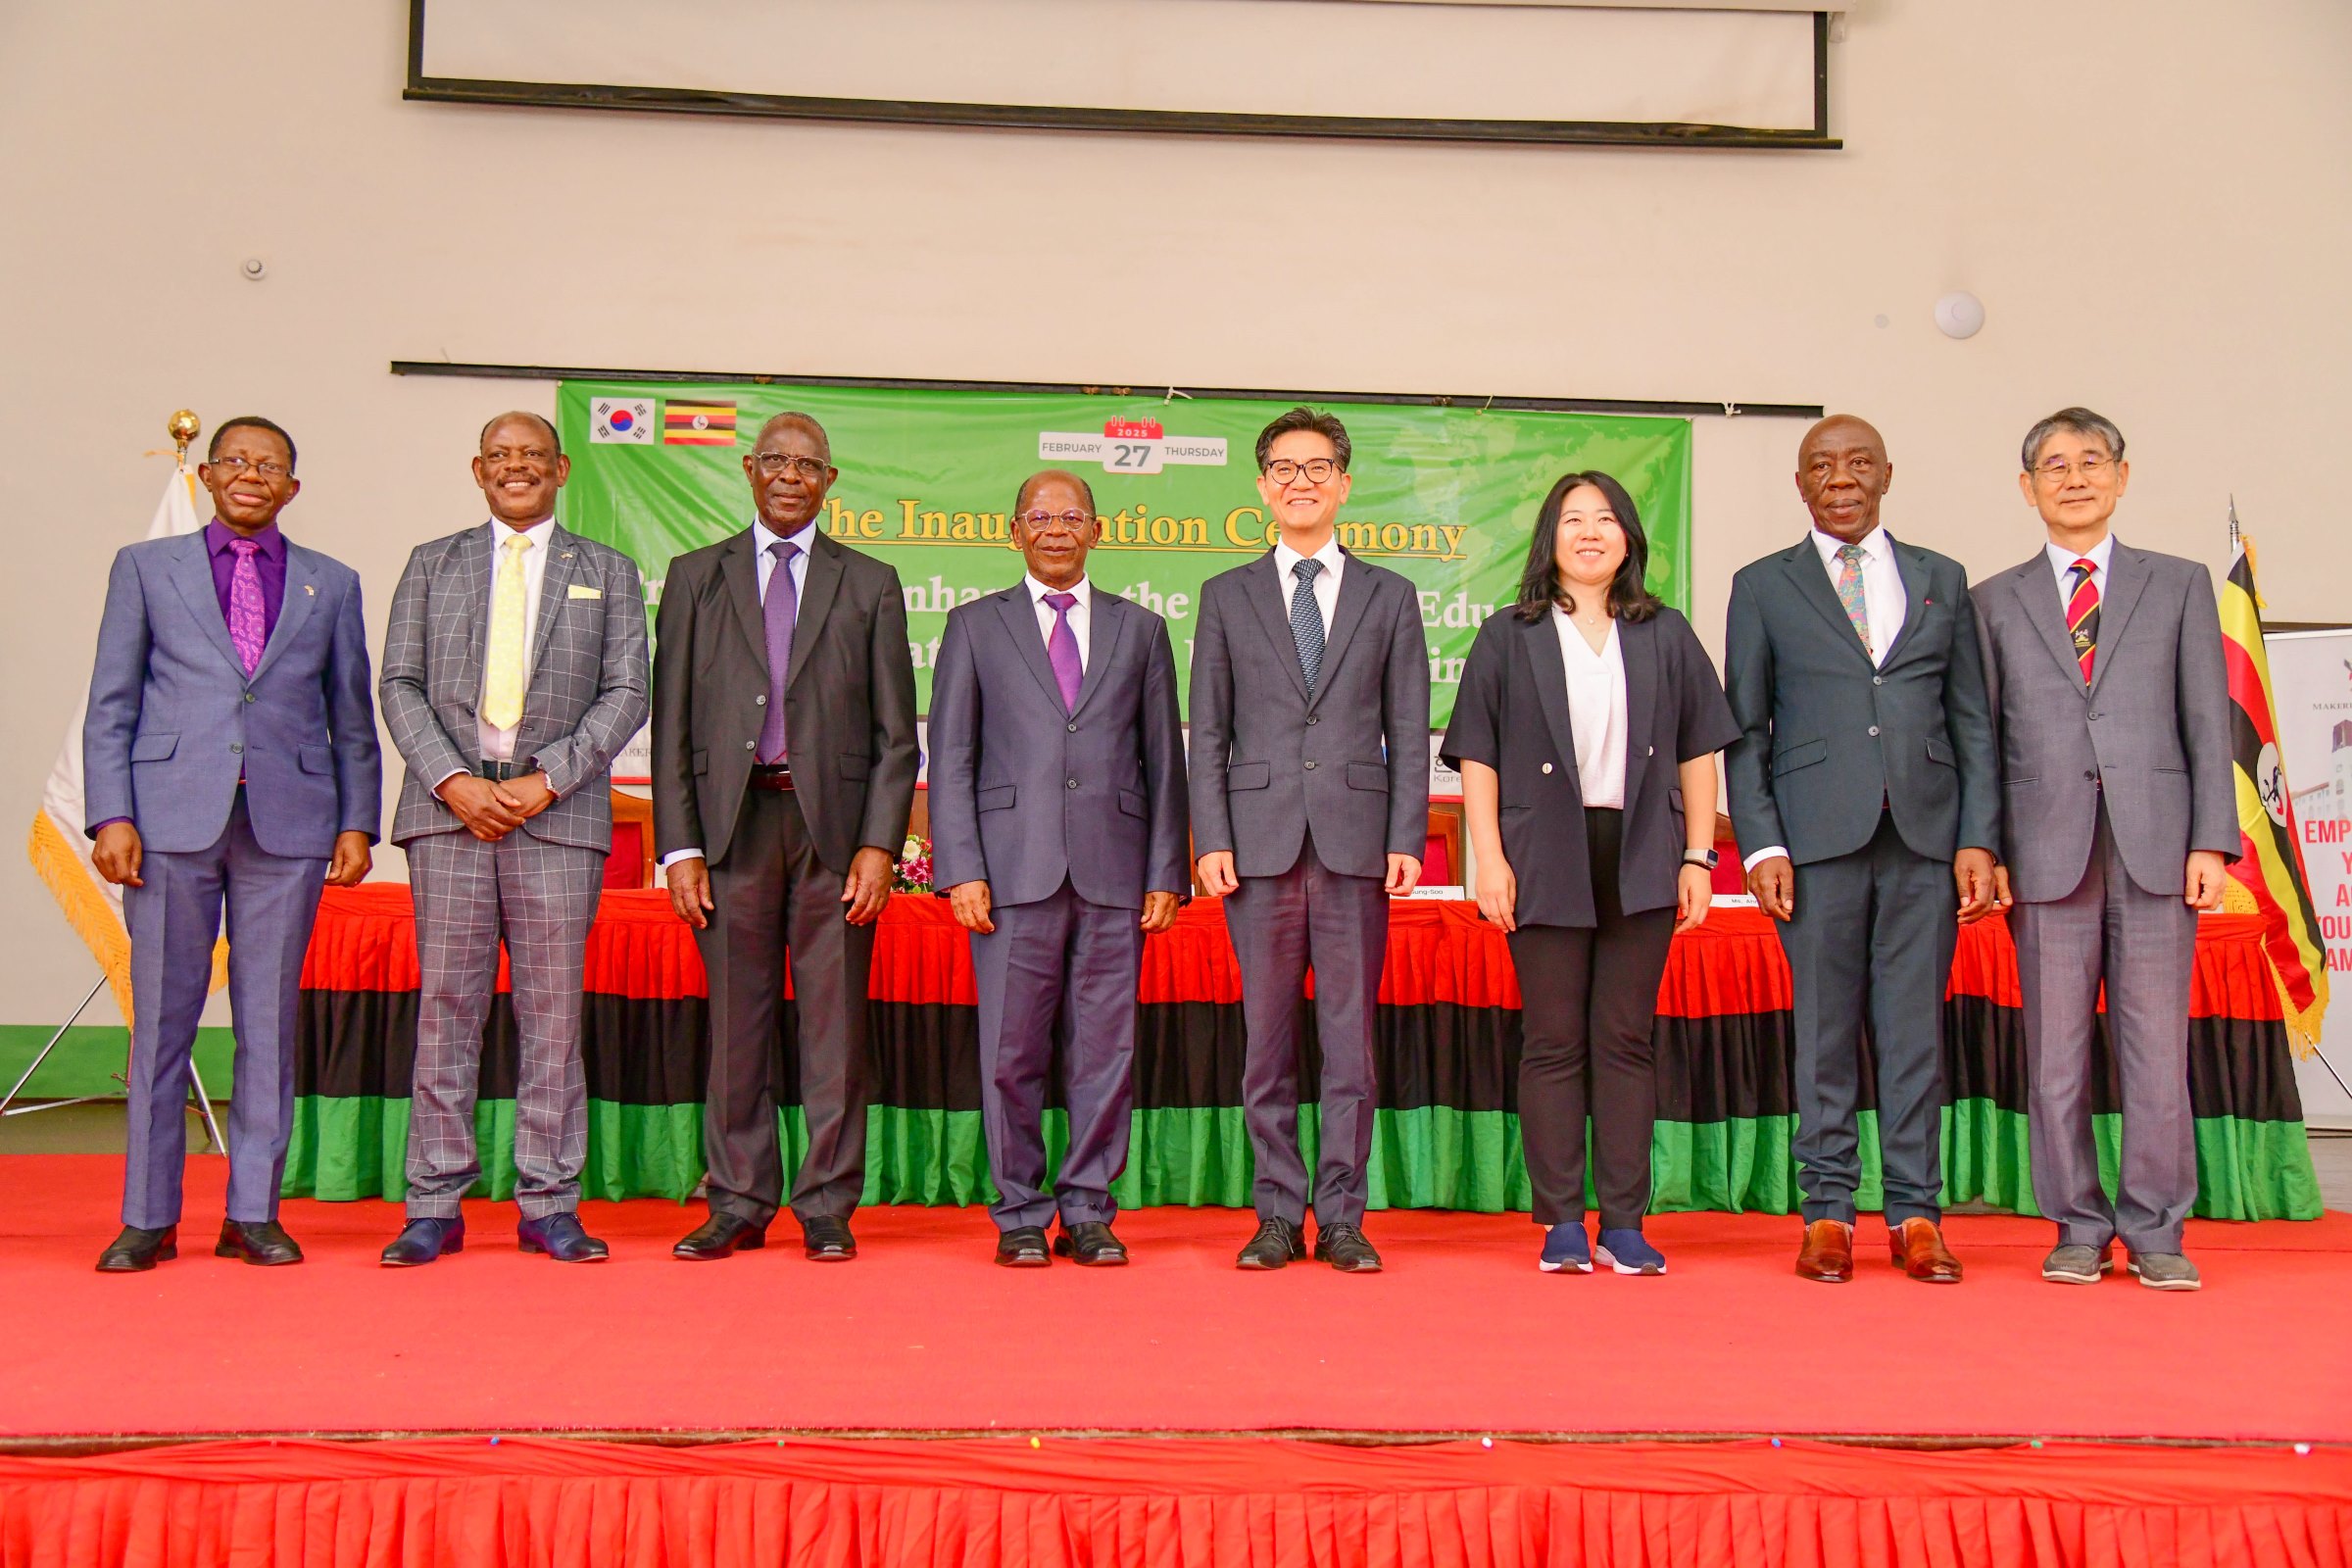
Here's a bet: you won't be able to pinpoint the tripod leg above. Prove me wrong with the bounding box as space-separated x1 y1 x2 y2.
0 975 111 1117
188 1061 227 1156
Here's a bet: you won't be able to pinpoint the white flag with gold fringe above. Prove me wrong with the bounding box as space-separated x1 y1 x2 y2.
24 456 226 1027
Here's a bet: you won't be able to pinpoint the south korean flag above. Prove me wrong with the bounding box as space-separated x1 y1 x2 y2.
591 397 656 444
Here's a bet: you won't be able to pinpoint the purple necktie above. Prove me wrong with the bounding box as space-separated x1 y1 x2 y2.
758 540 800 763
227 537 266 675
1044 591 1082 711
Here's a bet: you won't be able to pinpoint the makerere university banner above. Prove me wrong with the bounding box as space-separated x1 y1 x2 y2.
556 380 1692 743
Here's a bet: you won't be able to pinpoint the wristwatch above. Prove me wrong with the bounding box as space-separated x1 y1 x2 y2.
1682 848 1720 869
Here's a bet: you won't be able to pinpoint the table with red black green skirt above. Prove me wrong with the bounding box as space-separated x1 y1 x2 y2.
284 887 2324 1220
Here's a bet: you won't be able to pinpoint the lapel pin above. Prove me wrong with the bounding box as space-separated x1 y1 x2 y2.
303 583 316 596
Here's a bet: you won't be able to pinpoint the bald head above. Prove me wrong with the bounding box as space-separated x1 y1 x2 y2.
480 410 561 458
1794 413 1892 544
1014 467 1097 518
756 411 831 462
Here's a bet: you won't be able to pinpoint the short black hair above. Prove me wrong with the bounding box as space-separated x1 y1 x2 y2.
1254 406 1350 472
1511 469 1663 625
479 410 562 459
1012 468 1098 517
209 416 297 472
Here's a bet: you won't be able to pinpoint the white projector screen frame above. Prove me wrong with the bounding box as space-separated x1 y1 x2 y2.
406 0 1837 150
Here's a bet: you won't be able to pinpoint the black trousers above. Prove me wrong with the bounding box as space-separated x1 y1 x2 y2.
1505 808 1675 1231
695 786 873 1228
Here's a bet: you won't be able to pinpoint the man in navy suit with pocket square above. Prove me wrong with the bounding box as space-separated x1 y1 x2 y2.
927 469 1190 1268
84 416 380 1272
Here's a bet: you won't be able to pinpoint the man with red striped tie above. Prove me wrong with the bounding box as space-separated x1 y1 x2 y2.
1972 408 2235 1292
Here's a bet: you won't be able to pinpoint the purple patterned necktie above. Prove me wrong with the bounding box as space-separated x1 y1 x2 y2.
758 540 800 763
1044 591 1082 711
227 537 266 675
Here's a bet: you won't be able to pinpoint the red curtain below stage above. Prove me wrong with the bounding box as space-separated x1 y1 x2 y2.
300 886 2286 1022
3 1435 2347 1568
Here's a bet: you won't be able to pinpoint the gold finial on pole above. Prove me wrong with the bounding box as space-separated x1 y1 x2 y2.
167 410 201 466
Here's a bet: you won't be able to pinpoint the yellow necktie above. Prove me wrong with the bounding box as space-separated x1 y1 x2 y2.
481 533 531 730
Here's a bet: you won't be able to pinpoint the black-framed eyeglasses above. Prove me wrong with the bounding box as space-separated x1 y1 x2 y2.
209 455 291 479
754 453 830 479
1015 509 1093 534
1263 458 1342 485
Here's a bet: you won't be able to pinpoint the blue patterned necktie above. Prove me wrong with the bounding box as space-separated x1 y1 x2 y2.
1290 557 1326 691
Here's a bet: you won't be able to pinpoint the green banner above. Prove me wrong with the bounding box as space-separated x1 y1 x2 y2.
555 380 1690 725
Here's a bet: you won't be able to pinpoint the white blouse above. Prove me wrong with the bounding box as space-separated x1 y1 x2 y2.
1552 609 1627 809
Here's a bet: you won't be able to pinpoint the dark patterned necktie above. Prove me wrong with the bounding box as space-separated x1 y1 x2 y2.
1290 558 1326 691
2066 558 2099 684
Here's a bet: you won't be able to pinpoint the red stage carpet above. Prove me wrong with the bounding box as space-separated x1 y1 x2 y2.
1 1155 2345 1446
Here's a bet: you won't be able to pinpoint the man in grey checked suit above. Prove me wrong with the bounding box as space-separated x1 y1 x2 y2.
86 416 380 1273
1190 408 1432 1274
375 412 649 1265
1724 415 1999 1287
928 469 1190 1268
1975 408 2232 1292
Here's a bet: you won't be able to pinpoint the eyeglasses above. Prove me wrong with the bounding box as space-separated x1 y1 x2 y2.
1015 510 1093 534
209 455 290 479
754 453 831 479
1263 458 1342 485
2034 455 2115 482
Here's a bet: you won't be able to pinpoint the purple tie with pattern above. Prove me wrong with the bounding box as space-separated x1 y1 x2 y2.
226 537 266 675
1044 591 1082 711
759 540 800 763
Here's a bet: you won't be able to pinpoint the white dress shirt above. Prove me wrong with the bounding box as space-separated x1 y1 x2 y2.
1553 611 1628 809
659 517 819 872
1740 526 1912 873
1026 572 1091 671
1271 533 1345 635
2045 530 2115 599
1809 524 1907 667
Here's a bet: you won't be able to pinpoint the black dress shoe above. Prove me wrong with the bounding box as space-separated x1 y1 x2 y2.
673 1213 767 1260
97 1224 177 1273
217 1219 304 1266
518 1212 609 1262
1236 1215 1305 1270
802 1215 857 1261
1313 1222 1384 1273
1054 1220 1129 1266
381 1215 466 1267
996 1225 1052 1267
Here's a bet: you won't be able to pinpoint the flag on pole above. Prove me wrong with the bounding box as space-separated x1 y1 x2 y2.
24 461 226 1028
2219 520 2329 1054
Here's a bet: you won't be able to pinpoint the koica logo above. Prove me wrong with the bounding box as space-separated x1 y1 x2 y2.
1038 418 1227 475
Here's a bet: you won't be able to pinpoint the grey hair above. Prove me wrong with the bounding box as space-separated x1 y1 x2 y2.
2021 407 2126 472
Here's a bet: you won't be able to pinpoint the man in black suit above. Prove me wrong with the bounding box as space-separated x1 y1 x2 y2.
652 412 919 1262
927 469 1190 1267
1724 415 1999 1286
1190 407 1432 1274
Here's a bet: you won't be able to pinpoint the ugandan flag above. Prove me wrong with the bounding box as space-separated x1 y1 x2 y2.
2221 527 2329 1054
662 399 737 447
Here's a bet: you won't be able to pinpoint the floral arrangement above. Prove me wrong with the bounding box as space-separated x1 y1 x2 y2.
894 834 935 894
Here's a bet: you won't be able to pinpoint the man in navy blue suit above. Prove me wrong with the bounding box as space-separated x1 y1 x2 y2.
84 416 380 1272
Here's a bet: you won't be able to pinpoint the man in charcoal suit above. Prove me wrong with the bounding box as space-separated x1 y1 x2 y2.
1975 407 2233 1292
376 412 649 1265
86 415 379 1272
1724 414 2000 1286
928 468 1190 1267
1190 407 1432 1274
653 412 919 1262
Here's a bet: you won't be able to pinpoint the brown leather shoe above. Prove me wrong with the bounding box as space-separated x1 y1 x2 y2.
1889 1217 1963 1283
1794 1219 1854 1283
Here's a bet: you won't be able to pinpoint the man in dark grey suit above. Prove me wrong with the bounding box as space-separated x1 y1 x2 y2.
653 412 919 1262
85 416 379 1272
1975 408 2232 1292
376 413 650 1266
1191 407 1432 1273
928 469 1190 1267
1724 415 1999 1286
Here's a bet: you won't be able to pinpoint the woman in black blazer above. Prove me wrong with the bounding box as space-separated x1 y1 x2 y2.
1442 470 1739 1276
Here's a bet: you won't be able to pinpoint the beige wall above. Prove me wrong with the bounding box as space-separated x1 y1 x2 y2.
3 0 2348 1030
